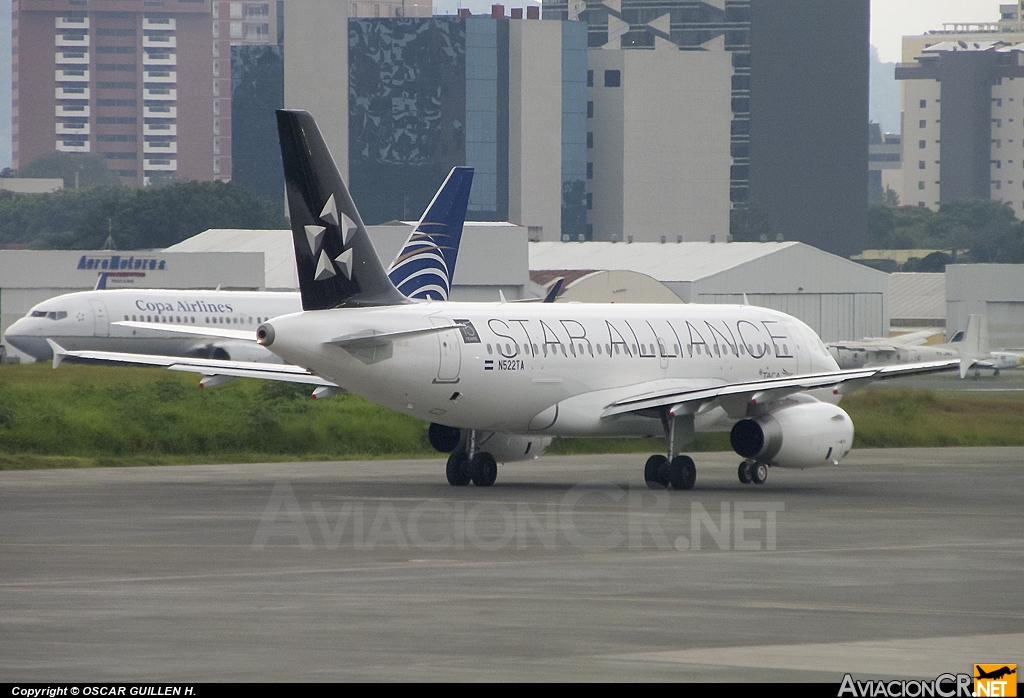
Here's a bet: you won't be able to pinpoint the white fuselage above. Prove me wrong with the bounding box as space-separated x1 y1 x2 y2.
263 302 840 438
4 289 300 362
829 342 959 370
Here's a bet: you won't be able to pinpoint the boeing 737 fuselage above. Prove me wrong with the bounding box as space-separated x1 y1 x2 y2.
5 288 298 363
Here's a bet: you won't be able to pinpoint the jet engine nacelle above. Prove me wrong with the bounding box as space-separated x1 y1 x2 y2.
428 423 551 463
190 341 279 363
729 400 853 469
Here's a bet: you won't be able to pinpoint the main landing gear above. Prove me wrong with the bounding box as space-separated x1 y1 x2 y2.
446 430 498 487
644 407 697 490
738 459 768 485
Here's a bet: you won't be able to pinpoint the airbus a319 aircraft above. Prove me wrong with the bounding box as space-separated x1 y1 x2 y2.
51 111 967 490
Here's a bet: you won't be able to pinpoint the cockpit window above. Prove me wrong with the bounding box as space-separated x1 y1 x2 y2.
30 310 66 320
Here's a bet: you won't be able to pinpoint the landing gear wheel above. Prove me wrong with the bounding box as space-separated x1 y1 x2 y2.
446 450 470 487
669 455 696 490
469 452 498 487
738 461 753 484
750 462 768 485
644 455 669 489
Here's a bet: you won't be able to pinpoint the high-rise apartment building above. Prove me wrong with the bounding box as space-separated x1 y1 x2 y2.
897 4 1024 215
12 0 229 186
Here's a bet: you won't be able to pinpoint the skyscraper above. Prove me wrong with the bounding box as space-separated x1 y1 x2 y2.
542 0 869 256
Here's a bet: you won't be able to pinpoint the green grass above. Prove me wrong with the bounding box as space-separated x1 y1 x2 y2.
0 363 435 467
840 388 1024 448
2 362 1024 470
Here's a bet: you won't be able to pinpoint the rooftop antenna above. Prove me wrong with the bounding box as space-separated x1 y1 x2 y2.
102 218 116 250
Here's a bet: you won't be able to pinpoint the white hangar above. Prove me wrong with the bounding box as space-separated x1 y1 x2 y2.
529 241 889 342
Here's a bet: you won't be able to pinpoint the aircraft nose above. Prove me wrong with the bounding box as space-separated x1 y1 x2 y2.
3 321 54 361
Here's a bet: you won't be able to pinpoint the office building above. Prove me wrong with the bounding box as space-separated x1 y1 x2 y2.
542 0 869 256
346 13 587 241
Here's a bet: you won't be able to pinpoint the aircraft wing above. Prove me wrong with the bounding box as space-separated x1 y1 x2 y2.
47 340 335 386
602 359 960 419
829 343 898 353
112 321 255 342
831 329 937 350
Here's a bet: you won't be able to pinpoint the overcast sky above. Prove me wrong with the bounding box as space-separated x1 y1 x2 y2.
870 0 1000 63
431 0 1002 64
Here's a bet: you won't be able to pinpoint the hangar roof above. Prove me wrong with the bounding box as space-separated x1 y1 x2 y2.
530 241 808 281
168 229 296 290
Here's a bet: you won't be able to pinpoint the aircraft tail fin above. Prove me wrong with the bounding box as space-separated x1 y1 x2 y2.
958 314 989 378
543 278 565 303
276 109 407 310
388 167 474 300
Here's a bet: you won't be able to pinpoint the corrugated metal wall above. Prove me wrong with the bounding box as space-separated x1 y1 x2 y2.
697 293 884 342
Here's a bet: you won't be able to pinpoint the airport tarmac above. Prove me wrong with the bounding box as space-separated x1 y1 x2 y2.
1 449 1022 682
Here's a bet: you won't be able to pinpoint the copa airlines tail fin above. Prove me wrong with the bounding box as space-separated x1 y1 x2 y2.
389 167 473 301
277 109 408 310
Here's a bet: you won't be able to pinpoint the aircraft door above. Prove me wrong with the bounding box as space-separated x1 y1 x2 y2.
430 317 461 383
88 299 109 337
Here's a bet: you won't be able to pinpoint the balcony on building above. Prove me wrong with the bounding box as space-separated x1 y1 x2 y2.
56 104 90 117
56 86 90 100
144 105 177 119
143 141 177 154
143 35 177 49
55 69 89 82
56 51 89 65
143 51 177 66
143 88 176 101
56 34 89 48
143 17 176 31
56 122 90 136
144 158 177 171
143 123 176 136
56 16 90 30
144 70 176 84
56 140 91 153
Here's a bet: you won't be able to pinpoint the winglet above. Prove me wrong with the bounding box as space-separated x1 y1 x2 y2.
742 293 750 306
46 339 67 369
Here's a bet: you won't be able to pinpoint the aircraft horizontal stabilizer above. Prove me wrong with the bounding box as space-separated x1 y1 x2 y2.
327 323 465 348
45 343 335 386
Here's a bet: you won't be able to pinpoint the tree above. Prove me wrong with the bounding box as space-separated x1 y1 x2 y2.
0 180 287 250
867 204 895 248
19 151 121 189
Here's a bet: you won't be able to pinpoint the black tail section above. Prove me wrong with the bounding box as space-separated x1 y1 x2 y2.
277 109 408 310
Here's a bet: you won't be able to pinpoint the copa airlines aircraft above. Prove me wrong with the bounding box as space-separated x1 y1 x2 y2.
4 167 474 369
51 111 965 489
